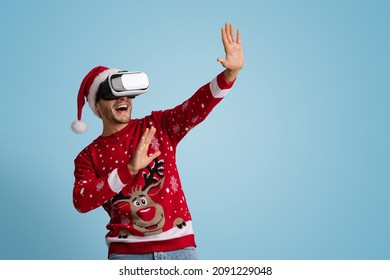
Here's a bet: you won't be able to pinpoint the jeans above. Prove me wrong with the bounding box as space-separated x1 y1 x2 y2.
108 247 197 260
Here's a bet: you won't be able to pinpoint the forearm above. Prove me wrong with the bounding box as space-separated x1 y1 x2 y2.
158 71 236 145
73 174 116 213
73 157 133 213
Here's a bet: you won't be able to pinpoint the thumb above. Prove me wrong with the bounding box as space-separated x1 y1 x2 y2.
149 150 161 161
217 57 227 67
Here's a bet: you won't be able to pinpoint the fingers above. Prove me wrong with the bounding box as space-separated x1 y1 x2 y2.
135 127 156 159
218 23 239 67
229 23 234 43
237 28 241 45
224 23 232 44
144 126 156 145
222 23 238 44
221 26 228 47
129 127 159 175
149 150 161 161
143 127 160 163
139 126 156 146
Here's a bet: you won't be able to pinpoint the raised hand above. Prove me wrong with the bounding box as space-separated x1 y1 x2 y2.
128 127 161 175
217 23 244 82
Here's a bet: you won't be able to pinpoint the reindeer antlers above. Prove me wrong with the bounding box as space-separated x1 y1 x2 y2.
142 158 165 191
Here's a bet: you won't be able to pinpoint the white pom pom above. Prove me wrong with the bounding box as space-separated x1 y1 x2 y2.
71 120 87 134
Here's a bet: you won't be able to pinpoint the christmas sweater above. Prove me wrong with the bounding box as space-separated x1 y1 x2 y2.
73 72 236 256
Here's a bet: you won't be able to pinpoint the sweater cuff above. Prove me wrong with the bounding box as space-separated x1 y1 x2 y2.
107 165 132 193
210 71 236 98
217 71 236 89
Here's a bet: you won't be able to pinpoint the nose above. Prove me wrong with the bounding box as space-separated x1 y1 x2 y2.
136 207 156 221
118 96 132 102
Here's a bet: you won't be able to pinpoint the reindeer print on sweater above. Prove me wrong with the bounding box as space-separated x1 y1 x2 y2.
112 158 167 237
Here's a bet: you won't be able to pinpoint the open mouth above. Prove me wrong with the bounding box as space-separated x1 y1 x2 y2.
134 214 164 232
115 104 129 113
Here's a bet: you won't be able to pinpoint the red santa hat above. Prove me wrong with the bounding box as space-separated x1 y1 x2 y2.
71 66 120 133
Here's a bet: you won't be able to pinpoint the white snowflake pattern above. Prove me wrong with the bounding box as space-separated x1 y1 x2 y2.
170 176 179 193
182 101 189 111
121 216 130 225
173 124 180 134
96 181 105 191
150 137 160 151
192 116 199 123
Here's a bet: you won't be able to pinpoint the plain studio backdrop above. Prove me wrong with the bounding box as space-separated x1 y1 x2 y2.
0 0 389 259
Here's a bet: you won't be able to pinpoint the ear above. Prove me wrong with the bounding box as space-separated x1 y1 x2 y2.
95 100 100 110
147 177 165 197
95 101 101 114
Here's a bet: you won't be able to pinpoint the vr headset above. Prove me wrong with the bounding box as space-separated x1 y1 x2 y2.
97 71 149 100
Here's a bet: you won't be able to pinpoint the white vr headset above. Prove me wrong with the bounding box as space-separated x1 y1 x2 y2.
98 71 149 100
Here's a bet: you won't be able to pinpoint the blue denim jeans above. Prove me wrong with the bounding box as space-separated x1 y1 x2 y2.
108 247 197 260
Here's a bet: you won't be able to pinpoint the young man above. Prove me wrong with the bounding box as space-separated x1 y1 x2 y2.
72 23 244 260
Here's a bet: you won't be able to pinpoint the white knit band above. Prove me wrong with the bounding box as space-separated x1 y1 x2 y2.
210 76 230 98
107 168 126 193
87 68 120 116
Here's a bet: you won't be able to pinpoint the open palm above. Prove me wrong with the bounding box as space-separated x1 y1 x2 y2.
217 23 244 74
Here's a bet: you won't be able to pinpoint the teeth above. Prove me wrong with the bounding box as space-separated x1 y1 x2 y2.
115 104 128 110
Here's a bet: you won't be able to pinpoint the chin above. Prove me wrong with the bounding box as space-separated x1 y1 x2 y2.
113 112 131 122
116 117 130 124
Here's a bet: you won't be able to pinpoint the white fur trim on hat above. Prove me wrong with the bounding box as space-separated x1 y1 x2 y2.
87 68 121 116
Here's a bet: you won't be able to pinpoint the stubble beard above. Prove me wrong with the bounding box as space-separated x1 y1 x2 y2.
101 106 132 126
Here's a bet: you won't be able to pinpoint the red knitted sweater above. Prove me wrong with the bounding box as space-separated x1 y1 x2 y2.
73 72 235 255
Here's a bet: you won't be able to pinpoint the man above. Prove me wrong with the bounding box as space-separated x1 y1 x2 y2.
72 23 244 260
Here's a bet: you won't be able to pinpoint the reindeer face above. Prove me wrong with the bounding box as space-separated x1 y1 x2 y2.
112 158 166 237
130 178 165 235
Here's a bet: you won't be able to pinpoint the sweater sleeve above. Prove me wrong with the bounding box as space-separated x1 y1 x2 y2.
73 148 134 213
157 72 236 146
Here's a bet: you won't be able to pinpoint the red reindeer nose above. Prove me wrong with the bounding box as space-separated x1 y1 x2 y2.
136 207 156 221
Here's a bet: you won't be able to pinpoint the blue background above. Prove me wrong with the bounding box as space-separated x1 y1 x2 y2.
0 0 389 260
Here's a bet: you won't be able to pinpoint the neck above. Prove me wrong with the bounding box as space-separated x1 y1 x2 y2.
101 122 129 137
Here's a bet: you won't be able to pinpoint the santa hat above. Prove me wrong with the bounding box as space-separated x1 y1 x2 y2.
71 66 120 133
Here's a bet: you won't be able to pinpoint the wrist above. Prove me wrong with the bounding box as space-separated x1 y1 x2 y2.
127 164 138 176
223 69 240 83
